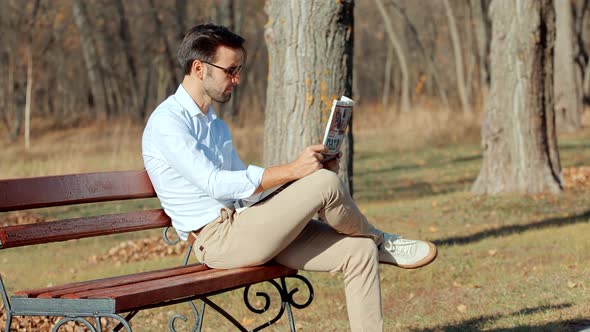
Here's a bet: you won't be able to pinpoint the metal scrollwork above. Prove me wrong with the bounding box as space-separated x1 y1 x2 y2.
244 279 282 314
162 226 180 246
241 274 314 332
106 313 134 332
51 314 133 332
169 300 205 332
166 274 314 332
51 317 97 332
281 275 314 310
243 279 285 331
162 226 193 265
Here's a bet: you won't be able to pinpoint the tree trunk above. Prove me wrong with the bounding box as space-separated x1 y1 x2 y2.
471 0 492 89
473 0 562 194
148 0 179 91
264 0 354 193
554 0 583 133
217 0 240 122
1 50 14 137
574 0 589 66
24 46 32 150
374 0 411 112
175 0 187 40
443 0 471 114
388 0 450 110
382 42 394 110
72 0 109 119
584 59 590 100
114 0 140 117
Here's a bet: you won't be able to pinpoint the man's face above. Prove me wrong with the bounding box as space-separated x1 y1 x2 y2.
202 46 243 104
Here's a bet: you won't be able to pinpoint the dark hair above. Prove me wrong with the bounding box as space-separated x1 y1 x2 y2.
177 23 246 75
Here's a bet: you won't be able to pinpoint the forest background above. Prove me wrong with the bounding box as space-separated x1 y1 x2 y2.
1 0 590 331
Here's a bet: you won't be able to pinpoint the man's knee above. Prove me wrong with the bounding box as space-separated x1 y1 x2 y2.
307 169 342 192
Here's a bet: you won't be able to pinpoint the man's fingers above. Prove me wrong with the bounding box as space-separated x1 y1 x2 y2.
308 144 328 153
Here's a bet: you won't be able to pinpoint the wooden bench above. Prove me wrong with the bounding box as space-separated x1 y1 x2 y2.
0 171 313 331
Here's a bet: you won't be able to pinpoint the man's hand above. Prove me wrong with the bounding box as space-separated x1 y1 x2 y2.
289 144 326 179
254 145 333 194
322 151 342 174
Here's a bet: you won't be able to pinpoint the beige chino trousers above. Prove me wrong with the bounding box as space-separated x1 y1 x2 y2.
192 169 385 332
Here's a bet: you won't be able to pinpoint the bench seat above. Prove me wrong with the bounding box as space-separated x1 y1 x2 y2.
11 262 296 314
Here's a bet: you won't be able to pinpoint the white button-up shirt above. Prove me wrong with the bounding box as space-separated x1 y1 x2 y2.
142 85 264 240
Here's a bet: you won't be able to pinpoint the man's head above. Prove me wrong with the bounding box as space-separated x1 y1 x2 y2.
178 23 246 76
178 24 245 104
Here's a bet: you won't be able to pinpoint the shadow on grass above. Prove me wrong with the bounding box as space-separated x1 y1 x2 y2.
433 209 590 247
559 142 590 151
356 177 475 202
413 303 575 332
357 154 482 175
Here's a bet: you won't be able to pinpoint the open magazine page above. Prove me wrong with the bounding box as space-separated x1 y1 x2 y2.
322 96 354 159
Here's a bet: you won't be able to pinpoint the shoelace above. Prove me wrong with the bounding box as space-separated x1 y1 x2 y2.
383 236 417 256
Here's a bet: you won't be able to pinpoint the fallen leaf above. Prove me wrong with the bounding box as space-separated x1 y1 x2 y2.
567 281 578 289
457 304 467 313
488 249 497 256
428 226 438 233
241 317 255 326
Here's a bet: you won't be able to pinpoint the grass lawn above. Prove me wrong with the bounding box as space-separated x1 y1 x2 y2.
1 110 589 331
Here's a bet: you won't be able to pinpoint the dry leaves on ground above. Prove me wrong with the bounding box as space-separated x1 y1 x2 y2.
88 235 189 264
0 308 120 332
563 166 590 188
0 212 45 227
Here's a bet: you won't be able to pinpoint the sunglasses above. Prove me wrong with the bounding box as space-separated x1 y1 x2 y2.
200 60 243 78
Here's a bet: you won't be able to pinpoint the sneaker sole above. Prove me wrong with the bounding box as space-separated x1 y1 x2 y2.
381 241 438 269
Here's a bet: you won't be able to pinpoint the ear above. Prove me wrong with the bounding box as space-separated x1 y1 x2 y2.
191 60 205 80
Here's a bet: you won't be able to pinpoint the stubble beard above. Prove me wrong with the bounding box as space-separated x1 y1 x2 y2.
204 75 232 104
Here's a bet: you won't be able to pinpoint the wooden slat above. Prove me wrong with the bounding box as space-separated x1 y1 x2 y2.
0 209 170 248
0 170 155 212
33 264 208 299
13 263 206 298
64 263 297 313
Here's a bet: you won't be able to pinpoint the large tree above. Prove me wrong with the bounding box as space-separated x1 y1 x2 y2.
264 0 355 192
72 0 109 119
472 0 562 194
554 0 583 133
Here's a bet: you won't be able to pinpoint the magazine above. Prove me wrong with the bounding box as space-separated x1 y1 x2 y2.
322 96 354 160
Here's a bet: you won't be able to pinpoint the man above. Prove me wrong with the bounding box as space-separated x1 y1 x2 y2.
142 23 437 332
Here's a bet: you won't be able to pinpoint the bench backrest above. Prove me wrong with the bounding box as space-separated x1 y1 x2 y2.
0 170 170 249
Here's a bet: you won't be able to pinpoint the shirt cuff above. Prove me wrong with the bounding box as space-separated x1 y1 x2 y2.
244 165 265 201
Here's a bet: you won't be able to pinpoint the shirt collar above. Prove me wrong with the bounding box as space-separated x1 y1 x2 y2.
174 84 217 120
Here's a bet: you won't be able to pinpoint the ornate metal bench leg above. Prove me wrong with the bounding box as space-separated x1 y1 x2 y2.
280 275 315 332
0 275 13 332
4 311 12 332
113 311 139 332
194 300 205 332
280 277 296 331
50 314 132 332
169 299 206 332
244 275 314 332
51 317 98 332
106 313 133 332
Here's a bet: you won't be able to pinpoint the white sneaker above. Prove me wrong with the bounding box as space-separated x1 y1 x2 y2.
378 233 437 269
